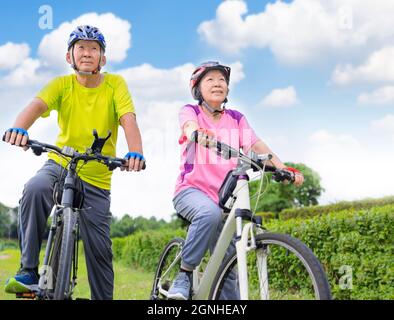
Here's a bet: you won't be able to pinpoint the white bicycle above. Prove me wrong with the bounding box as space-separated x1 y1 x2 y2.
151 137 331 300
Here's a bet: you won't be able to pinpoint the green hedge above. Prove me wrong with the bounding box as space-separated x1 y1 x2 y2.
279 196 394 221
0 239 18 252
267 204 394 299
112 204 393 299
112 228 186 272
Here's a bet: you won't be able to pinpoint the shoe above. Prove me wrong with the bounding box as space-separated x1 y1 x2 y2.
4 268 39 294
167 271 191 300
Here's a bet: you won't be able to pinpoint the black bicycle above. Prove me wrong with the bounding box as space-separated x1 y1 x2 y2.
5 130 132 300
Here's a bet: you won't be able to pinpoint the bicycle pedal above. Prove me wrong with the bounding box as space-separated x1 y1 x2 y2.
16 292 36 299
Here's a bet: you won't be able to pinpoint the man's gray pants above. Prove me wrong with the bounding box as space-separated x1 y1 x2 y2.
18 160 113 300
173 187 240 300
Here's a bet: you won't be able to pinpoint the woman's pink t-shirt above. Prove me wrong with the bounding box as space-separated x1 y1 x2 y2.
174 104 259 204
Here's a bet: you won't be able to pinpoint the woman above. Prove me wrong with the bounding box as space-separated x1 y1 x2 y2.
168 61 304 300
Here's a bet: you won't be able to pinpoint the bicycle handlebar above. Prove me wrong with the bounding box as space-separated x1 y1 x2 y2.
2 135 145 171
26 139 127 171
191 130 295 183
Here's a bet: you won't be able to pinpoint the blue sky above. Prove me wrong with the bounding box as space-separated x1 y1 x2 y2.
0 0 393 219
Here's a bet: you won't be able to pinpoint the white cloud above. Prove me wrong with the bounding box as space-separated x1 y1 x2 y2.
357 86 394 105
332 46 394 86
371 114 394 140
259 86 299 108
38 12 132 72
110 100 183 220
305 129 394 203
0 42 30 70
118 63 194 103
0 58 52 87
198 0 394 65
118 61 244 104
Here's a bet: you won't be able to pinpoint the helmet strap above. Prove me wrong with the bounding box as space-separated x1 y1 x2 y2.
201 100 226 115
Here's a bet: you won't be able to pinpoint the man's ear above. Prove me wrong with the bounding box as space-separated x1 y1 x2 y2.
66 51 71 64
100 54 107 67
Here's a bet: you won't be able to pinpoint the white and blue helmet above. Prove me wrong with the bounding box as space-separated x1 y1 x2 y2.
67 25 106 75
68 25 106 51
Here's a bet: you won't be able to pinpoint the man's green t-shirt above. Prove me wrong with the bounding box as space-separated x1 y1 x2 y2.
36 73 134 190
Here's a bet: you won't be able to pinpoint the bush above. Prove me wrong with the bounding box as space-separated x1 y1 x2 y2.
0 239 18 252
279 196 394 221
112 202 393 299
112 228 186 272
266 204 394 300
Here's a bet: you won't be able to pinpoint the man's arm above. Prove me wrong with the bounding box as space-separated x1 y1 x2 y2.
119 112 144 172
4 98 48 149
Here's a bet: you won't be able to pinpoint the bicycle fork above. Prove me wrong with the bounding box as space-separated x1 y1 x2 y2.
38 206 61 296
235 212 269 300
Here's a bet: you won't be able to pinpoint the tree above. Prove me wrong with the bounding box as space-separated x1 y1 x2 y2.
249 162 324 214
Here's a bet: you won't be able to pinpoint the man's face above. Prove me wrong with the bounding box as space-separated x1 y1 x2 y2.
67 40 106 72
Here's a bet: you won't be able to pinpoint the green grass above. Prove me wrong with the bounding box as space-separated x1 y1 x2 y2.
0 248 154 300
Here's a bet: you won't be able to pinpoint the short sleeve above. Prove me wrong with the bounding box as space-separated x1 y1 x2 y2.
239 116 259 152
179 105 199 129
36 77 63 118
114 75 135 120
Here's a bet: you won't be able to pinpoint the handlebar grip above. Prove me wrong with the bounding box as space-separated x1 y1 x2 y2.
273 169 295 183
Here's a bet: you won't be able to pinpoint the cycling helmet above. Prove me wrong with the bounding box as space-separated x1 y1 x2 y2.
68 25 106 51
67 25 106 75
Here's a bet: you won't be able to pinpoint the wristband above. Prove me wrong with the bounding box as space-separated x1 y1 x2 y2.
285 167 301 175
124 152 145 161
8 128 28 136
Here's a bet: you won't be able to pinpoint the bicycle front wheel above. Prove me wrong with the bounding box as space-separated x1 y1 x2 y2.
150 238 184 300
53 208 76 300
210 232 331 300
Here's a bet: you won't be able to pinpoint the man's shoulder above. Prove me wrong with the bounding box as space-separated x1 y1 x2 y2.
47 74 74 87
103 73 126 88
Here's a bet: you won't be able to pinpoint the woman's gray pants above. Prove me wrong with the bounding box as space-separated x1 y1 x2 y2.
173 187 240 300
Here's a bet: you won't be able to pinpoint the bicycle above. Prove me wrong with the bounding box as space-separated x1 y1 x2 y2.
151 133 332 300
3 130 131 300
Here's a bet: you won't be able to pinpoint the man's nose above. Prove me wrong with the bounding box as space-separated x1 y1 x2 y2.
82 49 92 57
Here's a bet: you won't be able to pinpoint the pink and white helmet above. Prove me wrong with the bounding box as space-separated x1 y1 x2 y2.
190 61 231 101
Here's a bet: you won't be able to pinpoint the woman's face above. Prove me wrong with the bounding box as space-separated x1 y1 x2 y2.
67 40 106 72
199 70 228 107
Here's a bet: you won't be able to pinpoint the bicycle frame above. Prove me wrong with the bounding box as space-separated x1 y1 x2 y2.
37 159 81 299
157 152 272 300
194 177 251 299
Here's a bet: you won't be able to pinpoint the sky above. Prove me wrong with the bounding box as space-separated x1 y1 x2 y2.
0 0 393 220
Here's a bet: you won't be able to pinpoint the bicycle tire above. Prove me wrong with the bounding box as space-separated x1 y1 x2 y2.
46 222 63 298
53 208 76 300
150 238 184 300
209 232 331 300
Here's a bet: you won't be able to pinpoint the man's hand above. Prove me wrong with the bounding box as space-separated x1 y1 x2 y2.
3 128 29 151
121 152 145 172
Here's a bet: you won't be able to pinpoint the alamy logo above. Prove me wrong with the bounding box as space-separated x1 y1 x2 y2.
38 5 53 30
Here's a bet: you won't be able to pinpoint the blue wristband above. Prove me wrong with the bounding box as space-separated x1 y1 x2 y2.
8 128 28 136
124 152 145 161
